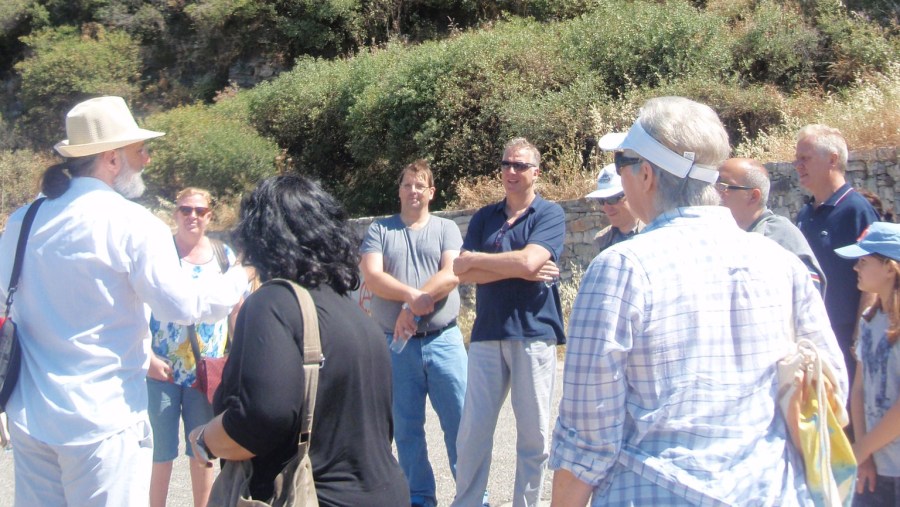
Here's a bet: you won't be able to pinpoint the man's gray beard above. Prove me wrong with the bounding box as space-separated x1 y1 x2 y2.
113 159 146 198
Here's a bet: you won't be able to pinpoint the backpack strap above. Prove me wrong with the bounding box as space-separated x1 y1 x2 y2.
266 279 323 452
209 238 229 274
5 198 46 317
171 235 231 360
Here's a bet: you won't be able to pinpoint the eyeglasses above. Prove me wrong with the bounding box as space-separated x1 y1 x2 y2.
714 182 754 193
177 206 211 217
500 161 537 172
492 222 511 252
614 152 641 175
596 193 625 206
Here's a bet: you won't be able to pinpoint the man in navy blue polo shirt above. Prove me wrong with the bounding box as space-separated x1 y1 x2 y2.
452 137 566 507
795 124 878 384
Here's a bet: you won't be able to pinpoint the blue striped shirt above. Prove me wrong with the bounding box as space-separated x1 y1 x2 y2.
551 206 848 506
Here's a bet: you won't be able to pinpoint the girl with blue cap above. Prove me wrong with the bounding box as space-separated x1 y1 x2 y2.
835 221 900 505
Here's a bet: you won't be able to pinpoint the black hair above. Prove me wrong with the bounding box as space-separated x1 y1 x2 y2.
40 155 98 199
234 174 361 295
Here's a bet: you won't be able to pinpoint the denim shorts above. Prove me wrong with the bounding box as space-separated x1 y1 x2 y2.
146 378 214 462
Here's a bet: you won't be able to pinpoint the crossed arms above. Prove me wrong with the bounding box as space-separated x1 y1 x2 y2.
452 244 559 284
360 249 460 338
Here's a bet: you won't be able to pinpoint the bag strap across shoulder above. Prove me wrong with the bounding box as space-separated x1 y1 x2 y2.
209 238 229 274
174 236 233 363
266 279 323 451
5 198 46 318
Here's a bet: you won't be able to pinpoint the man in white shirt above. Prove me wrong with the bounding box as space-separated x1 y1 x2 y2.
0 96 248 506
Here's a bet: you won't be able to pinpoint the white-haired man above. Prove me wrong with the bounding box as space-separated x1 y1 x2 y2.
0 96 248 506
718 157 826 295
795 124 878 384
550 97 847 505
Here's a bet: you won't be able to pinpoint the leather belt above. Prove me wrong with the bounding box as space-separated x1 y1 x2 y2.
411 320 457 339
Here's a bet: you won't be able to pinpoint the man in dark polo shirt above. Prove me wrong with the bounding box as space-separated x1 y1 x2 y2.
452 137 566 507
795 124 878 384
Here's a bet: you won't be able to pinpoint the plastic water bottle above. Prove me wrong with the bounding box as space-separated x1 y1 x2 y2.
391 309 421 354
390 331 412 354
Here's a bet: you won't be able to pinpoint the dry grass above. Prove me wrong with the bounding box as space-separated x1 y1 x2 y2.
735 67 900 161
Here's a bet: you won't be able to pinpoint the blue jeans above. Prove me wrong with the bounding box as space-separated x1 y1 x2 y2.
388 325 467 507
146 378 213 461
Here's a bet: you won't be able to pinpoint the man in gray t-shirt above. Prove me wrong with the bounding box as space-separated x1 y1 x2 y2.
359 160 467 507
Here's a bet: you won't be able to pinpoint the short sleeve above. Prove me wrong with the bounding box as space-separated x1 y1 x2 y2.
528 203 566 260
442 219 463 252
219 284 306 456
360 220 385 255
462 208 487 252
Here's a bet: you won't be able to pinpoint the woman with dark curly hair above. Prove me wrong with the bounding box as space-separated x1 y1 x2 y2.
187 175 409 506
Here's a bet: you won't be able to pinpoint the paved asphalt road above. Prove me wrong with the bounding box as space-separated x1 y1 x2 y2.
0 363 563 506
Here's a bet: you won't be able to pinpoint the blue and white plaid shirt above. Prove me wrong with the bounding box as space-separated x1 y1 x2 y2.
551 206 848 506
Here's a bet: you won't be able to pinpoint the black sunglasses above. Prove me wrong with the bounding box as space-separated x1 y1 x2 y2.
596 193 625 206
714 182 754 193
177 206 211 216
500 160 537 172
614 152 641 175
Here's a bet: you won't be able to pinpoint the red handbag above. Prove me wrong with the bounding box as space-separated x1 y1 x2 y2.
188 325 227 405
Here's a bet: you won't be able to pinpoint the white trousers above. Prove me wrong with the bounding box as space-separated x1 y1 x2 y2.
452 339 557 507
12 418 153 507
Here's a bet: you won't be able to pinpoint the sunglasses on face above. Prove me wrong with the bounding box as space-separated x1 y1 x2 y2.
500 160 537 172
596 193 625 206
177 206 211 217
614 152 641 175
714 182 754 193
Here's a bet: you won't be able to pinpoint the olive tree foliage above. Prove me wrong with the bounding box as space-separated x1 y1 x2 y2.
14 24 141 149
141 99 280 202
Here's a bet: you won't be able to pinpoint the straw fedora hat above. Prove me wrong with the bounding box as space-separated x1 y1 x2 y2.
54 96 165 158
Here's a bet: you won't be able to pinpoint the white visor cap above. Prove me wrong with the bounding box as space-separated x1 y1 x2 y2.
597 120 719 184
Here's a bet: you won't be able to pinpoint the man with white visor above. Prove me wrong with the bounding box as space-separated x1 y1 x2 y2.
585 163 643 253
550 96 846 505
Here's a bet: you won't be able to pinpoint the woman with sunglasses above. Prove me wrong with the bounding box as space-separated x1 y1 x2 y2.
587 163 644 253
147 187 244 507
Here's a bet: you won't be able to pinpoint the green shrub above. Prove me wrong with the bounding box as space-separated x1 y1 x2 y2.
817 11 898 85
14 25 141 149
141 101 280 202
732 1 820 90
638 77 787 147
242 3 740 216
561 1 734 97
0 148 50 230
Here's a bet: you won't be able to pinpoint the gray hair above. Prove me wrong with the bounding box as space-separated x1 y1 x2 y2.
632 97 731 212
797 124 848 172
504 137 541 166
740 160 771 208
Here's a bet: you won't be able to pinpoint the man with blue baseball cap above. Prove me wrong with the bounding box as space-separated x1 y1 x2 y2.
585 164 643 253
